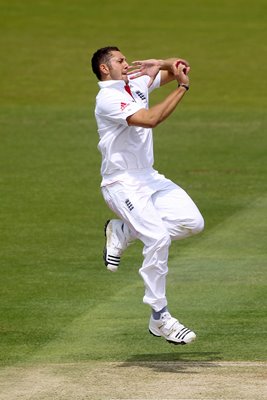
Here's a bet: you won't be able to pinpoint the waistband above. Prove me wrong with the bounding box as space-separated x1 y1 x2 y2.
101 167 157 187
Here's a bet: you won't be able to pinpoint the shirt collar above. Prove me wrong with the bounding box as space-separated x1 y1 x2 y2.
98 80 126 89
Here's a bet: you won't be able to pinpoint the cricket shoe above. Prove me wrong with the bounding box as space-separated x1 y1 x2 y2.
103 219 128 272
149 312 196 345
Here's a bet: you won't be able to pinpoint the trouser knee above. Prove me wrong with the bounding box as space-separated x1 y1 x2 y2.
191 214 205 235
153 231 171 249
142 230 171 260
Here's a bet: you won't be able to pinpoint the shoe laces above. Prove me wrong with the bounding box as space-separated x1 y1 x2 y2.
160 312 184 332
160 312 172 322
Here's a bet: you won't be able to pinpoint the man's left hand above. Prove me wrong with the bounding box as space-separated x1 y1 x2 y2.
127 59 161 88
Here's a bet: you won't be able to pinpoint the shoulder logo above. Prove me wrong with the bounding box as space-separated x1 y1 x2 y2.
121 102 129 111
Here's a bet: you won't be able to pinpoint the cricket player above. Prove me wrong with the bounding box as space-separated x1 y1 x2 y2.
91 46 204 345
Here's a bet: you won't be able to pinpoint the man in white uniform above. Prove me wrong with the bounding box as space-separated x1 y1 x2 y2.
91 46 204 345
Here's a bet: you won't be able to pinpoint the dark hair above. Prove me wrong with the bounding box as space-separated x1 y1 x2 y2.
91 46 120 80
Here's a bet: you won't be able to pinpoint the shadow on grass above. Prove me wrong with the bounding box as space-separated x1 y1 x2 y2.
118 352 222 373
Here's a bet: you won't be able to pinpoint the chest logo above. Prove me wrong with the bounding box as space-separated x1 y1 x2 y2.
121 102 129 111
135 91 146 101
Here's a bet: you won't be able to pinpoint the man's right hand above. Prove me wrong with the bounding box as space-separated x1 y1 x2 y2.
172 61 190 86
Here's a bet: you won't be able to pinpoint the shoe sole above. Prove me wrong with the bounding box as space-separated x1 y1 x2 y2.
103 220 110 266
148 329 193 346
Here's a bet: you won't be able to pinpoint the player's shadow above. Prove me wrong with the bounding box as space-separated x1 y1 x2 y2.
118 352 221 374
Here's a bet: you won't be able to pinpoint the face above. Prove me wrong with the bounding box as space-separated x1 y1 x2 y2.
101 51 129 83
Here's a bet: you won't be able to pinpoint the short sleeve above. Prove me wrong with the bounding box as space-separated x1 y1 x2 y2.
148 72 161 93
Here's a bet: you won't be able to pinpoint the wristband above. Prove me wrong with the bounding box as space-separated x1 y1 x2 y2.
178 83 189 91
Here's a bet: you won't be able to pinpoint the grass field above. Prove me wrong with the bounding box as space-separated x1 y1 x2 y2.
0 0 267 399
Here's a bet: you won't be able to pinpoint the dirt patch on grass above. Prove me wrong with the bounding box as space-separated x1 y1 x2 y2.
0 361 266 400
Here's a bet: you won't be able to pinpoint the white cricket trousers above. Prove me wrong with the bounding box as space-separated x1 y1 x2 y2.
101 168 204 312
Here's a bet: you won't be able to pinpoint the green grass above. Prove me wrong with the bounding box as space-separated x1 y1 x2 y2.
0 0 267 366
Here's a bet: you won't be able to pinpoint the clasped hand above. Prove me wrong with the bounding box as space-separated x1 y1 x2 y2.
127 58 190 87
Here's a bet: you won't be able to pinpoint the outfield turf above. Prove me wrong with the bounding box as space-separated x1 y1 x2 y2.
0 0 267 369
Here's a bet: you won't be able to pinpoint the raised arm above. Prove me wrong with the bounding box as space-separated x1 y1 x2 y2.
126 61 190 128
127 57 190 87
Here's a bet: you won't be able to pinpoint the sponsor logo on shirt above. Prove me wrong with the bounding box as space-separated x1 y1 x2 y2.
121 102 129 111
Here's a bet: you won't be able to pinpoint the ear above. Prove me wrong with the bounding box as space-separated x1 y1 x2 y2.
99 63 110 77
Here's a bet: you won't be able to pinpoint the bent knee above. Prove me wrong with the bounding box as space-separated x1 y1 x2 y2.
191 214 205 235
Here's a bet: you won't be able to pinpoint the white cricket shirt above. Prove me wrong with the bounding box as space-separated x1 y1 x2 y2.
95 73 161 186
